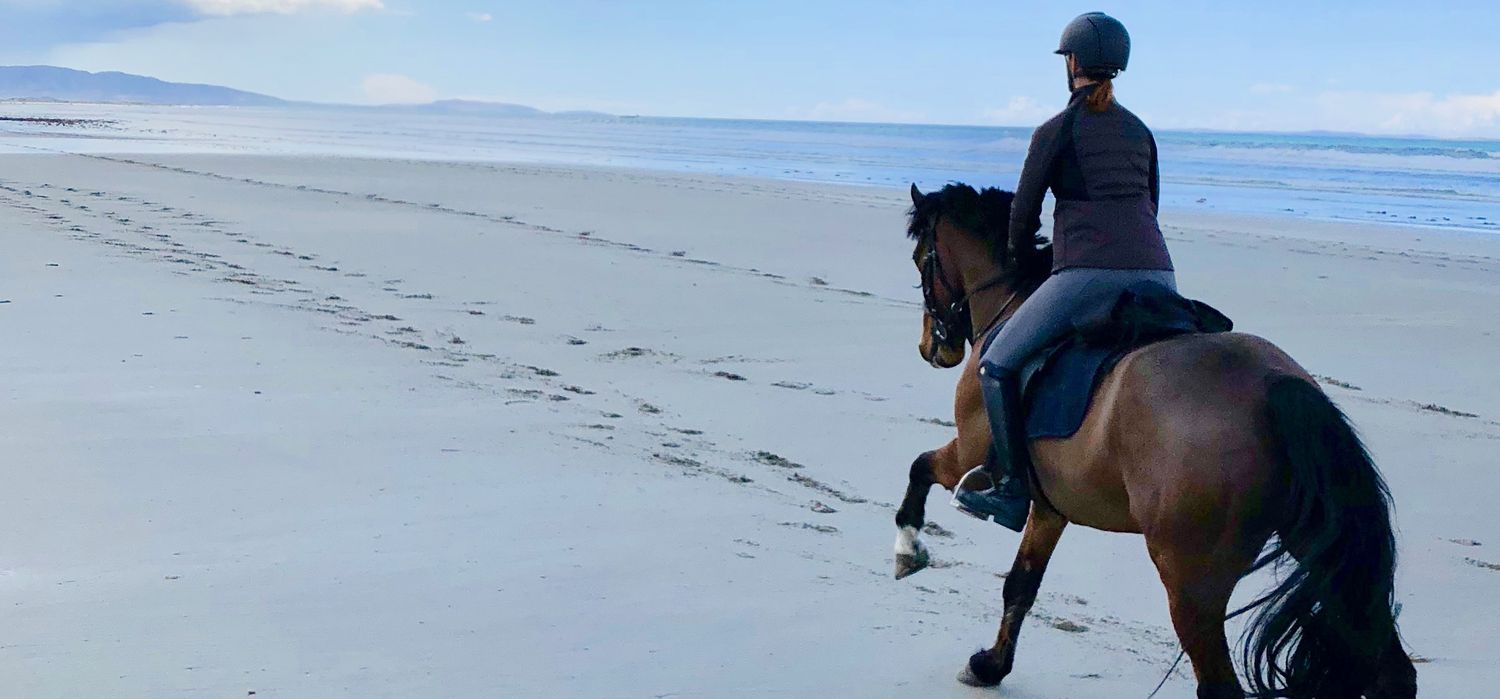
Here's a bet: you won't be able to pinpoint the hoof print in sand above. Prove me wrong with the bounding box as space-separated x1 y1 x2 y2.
751 451 803 469
779 522 838 534
788 472 867 504
922 522 954 538
1414 402 1479 419
602 346 676 361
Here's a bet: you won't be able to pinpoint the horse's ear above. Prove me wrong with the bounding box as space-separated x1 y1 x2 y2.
910 183 923 205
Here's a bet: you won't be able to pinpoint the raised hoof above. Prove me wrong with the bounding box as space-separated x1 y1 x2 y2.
894 549 930 580
956 650 1006 688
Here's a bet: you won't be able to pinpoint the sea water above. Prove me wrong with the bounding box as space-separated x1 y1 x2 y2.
3 102 1496 233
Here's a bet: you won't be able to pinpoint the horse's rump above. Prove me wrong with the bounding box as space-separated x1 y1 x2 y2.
991 282 1235 441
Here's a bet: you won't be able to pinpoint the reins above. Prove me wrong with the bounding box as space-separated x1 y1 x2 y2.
968 276 1020 341
920 222 1023 347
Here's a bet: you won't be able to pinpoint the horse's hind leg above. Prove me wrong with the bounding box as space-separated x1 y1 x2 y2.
957 505 1067 687
1367 633 1417 698
1148 539 1255 698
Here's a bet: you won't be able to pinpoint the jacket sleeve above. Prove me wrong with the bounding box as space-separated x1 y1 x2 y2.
1148 131 1161 212
1009 116 1064 254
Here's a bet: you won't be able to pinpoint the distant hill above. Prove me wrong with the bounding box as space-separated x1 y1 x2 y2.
407 99 545 117
0 66 608 118
0 66 285 106
389 100 613 119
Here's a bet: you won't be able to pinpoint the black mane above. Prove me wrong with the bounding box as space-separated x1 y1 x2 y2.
907 182 1052 292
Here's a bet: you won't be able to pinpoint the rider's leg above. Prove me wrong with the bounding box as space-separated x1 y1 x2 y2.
953 270 1090 528
952 268 1177 529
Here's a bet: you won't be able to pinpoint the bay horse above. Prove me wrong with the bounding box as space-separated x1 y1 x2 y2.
894 184 1416 698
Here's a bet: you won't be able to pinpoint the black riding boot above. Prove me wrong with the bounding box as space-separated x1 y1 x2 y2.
952 364 1032 531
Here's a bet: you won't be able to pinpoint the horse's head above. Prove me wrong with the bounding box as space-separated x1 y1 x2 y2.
907 183 1048 369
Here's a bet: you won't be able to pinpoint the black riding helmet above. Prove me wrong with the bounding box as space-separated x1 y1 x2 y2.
1055 12 1130 79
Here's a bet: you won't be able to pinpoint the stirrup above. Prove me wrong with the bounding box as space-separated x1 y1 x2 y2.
950 464 995 522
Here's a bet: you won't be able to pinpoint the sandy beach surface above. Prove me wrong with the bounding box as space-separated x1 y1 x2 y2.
2 152 1497 697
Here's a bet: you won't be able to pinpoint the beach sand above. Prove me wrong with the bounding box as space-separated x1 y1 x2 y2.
1 152 1496 697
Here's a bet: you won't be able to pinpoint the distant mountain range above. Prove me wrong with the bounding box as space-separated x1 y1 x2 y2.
385 99 609 119
0 66 286 106
0 66 590 116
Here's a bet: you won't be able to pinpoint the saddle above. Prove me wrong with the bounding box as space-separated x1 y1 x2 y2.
995 282 1234 440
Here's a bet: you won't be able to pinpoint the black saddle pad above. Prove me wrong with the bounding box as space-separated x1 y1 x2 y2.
1005 282 1233 440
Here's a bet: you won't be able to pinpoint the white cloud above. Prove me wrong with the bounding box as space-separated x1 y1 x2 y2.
1316 88 1500 136
980 96 1050 125
466 11 492 22
183 0 383 16
1171 87 1500 138
361 73 436 104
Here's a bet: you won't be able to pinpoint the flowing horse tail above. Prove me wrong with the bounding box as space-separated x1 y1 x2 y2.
1246 376 1414 698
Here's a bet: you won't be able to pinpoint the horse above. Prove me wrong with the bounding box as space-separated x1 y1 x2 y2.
893 183 1417 698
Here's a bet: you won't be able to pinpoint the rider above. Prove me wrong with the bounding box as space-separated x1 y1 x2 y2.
953 12 1177 530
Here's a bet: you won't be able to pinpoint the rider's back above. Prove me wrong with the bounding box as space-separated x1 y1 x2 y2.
1048 89 1172 273
1010 82 1173 275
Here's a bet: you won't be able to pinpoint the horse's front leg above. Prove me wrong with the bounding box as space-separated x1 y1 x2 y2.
894 451 937 579
896 354 993 579
958 506 1068 687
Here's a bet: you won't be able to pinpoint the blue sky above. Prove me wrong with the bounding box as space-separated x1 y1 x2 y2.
2 0 1497 137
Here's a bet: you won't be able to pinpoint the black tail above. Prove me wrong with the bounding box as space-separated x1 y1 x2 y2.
1245 377 1410 698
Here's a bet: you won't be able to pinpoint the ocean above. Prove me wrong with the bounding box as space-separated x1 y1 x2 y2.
3 102 1497 233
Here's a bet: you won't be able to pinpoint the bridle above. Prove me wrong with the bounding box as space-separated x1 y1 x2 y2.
919 220 1021 349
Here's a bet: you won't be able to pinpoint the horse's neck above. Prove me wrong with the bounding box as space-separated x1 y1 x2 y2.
965 264 1025 344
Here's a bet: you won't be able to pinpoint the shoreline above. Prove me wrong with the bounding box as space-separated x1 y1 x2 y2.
11 145 1496 238
4 100 1496 233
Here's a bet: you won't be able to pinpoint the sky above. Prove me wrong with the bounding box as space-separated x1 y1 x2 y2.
1 0 1497 138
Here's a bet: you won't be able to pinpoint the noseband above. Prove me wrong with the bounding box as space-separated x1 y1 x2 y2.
920 223 1020 348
